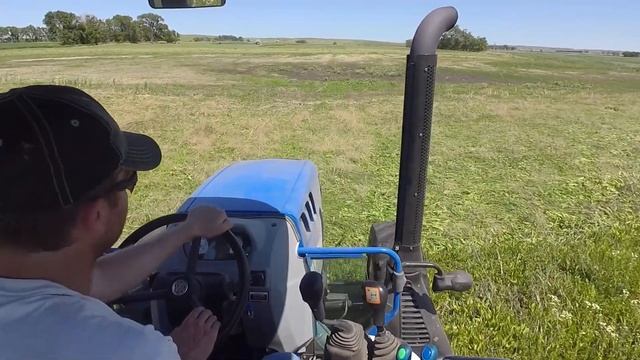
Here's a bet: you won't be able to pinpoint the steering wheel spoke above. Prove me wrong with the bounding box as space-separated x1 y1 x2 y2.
110 289 170 305
185 237 203 307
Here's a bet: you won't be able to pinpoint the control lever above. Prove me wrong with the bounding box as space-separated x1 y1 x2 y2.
362 280 388 332
432 270 473 293
324 319 368 360
403 262 473 293
363 280 412 360
300 271 367 360
299 271 326 321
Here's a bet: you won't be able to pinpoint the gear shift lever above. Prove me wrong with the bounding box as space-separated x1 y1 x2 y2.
300 271 368 360
299 271 326 322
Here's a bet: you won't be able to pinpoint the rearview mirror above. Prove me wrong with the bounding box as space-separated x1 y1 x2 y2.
148 0 226 9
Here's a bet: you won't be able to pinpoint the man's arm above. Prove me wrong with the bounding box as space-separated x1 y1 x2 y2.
90 206 231 303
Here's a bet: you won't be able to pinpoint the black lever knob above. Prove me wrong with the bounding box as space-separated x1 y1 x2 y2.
300 271 326 322
432 270 473 293
324 320 368 360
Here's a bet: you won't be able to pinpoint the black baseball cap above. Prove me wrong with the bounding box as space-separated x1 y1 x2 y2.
0 85 162 213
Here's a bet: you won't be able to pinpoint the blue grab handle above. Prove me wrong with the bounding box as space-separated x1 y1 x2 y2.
297 246 403 325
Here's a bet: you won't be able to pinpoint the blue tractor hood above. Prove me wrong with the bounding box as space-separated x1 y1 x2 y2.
179 159 323 246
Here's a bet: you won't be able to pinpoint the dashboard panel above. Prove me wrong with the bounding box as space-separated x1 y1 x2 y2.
155 216 313 353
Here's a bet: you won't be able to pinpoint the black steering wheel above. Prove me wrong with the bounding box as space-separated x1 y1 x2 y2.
113 213 250 345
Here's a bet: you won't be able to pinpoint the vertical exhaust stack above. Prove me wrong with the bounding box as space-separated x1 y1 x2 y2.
395 6 458 255
386 6 458 356
368 6 458 355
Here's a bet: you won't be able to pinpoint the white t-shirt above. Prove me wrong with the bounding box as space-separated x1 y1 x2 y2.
0 277 180 360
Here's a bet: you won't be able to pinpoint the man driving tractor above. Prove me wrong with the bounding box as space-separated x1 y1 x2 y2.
0 85 227 360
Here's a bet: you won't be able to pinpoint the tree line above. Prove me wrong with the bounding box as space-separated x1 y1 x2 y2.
0 11 179 45
0 26 49 42
406 25 488 52
193 35 246 42
489 44 517 51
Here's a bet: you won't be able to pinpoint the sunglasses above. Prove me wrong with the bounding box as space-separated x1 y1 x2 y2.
108 171 138 194
84 171 138 202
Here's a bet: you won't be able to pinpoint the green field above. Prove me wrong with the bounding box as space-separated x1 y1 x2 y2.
1 41 639 359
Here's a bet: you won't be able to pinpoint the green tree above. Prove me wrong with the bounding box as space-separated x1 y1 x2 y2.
215 35 243 42
438 25 488 52
136 13 180 43
21 25 38 42
137 13 168 42
33 27 50 42
106 15 139 43
163 30 180 43
38 10 179 45
5 26 21 42
43 11 77 42
0 26 48 43
76 15 108 45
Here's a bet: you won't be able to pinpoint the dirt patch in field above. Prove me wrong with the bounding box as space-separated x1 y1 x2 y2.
187 54 403 82
272 67 381 81
265 62 403 81
190 53 394 64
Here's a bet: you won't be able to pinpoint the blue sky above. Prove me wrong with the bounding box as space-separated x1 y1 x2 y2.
0 0 638 51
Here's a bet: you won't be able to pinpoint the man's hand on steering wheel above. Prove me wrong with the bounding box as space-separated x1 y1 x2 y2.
183 206 232 240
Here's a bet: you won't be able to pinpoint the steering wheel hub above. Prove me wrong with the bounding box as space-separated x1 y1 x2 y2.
171 279 190 297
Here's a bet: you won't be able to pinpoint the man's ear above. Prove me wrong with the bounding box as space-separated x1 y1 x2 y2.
74 199 109 236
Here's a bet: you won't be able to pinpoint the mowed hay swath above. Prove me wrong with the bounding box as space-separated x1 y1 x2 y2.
1 41 639 359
